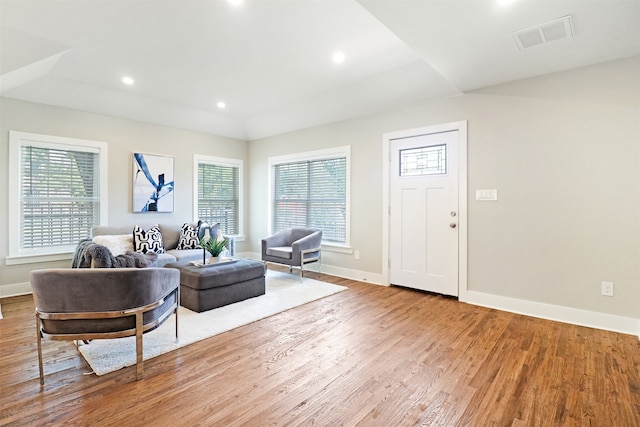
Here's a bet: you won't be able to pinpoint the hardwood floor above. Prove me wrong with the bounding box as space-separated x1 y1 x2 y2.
1 268 639 426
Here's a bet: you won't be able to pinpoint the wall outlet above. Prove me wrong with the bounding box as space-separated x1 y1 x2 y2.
601 281 614 297
354 250 360 260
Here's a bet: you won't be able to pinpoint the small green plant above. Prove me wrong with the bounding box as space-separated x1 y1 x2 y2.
200 236 228 257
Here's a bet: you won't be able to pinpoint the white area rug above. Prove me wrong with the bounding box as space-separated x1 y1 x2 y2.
78 271 346 376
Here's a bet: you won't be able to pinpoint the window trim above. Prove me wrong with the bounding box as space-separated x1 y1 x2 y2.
7 131 108 265
267 146 351 249
193 154 244 239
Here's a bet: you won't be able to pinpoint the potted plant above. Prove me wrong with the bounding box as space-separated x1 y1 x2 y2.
200 235 228 263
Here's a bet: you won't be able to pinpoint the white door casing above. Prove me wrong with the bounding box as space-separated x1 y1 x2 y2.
382 121 467 299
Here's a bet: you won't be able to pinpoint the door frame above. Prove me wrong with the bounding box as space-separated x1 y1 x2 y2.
381 120 468 302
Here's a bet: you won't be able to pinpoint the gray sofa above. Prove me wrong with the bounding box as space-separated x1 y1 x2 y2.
91 222 216 267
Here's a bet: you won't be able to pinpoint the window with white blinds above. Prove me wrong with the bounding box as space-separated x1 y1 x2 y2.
8 131 108 262
270 147 350 245
195 155 242 236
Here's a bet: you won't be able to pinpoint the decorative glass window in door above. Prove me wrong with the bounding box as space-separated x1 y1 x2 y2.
400 144 446 176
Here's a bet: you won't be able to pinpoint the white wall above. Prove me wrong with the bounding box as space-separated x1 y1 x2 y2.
1 56 638 334
0 97 248 296
249 56 640 330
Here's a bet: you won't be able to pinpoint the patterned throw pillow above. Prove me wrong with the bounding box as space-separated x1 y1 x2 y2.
133 225 165 254
176 223 201 249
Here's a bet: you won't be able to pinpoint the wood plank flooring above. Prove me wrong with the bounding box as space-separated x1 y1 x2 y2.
1 268 639 426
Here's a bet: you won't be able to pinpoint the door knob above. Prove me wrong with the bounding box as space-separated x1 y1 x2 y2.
449 222 457 228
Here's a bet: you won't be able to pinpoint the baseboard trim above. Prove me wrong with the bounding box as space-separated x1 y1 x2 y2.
247 251 639 337
465 290 640 338
307 264 385 286
0 281 32 299
239 251 386 285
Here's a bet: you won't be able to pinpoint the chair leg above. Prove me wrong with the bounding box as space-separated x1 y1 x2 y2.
175 296 179 344
135 312 144 380
36 314 44 385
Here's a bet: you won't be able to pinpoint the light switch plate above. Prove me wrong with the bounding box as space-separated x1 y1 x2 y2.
476 189 498 201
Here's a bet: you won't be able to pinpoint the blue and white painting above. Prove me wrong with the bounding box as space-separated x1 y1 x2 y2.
133 153 175 213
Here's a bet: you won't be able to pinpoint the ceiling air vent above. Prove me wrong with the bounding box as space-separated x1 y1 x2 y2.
512 15 574 50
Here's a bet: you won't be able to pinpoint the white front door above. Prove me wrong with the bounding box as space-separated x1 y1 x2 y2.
389 130 459 296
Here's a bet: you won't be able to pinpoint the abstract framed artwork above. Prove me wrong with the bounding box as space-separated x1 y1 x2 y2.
132 152 175 213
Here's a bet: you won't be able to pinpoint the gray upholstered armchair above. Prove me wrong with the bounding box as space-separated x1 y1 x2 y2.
31 267 180 384
261 228 322 277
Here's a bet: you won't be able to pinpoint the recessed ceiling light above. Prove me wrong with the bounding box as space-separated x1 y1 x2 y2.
228 0 243 6
217 101 226 109
122 76 134 85
497 0 517 6
332 51 345 64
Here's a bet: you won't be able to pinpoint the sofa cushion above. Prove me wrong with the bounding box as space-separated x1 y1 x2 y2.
166 248 204 263
176 223 201 249
266 246 293 259
156 223 179 250
133 225 166 254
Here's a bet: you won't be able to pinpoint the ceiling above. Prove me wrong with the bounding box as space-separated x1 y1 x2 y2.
1 0 638 141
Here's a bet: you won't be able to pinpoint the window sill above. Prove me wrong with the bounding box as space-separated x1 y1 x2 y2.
5 252 73 266
321 243 352 254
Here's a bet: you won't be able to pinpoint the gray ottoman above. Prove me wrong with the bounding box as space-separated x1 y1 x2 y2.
166 259 266 312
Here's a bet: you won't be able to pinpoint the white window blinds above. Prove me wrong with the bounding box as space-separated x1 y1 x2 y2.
197 162 239 235
20 146 100 249
272 156 347 243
